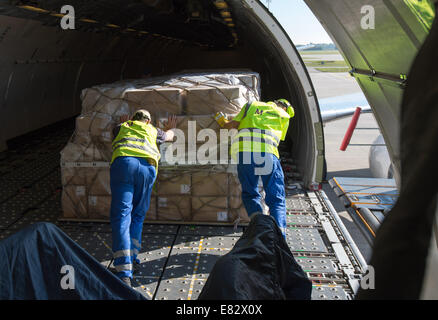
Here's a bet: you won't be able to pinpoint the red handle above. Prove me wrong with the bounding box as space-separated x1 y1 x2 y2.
340 107 362 151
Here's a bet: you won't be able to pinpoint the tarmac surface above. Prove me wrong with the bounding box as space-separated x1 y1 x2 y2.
301 51 349 74
310 72 361 98
309 70 378 261
301 53 346 62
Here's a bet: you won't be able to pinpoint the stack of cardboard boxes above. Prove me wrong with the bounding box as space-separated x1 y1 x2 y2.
60 72 260 225
154 170 246 223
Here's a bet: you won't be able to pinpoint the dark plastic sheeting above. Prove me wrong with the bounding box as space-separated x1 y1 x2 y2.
0 222 146 300
198 214 312 300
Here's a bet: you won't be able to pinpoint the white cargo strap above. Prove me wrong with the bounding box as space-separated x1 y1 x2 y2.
233 217 241 231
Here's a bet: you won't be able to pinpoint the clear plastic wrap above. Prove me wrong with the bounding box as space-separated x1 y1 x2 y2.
60 71 261 224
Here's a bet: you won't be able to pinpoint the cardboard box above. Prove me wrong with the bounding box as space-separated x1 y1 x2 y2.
157 172 191 195
172 115 221 139
72 131 92 147
192 172 228 196
87 195 111 219
87 167 111 196
75 112 113 141
229 196 250 223
63 188 157 222
144 196 157 221
191 196 230 222
124 88 183 116
159 140 232 166
185 86 242 115
61 185 88 219
61 167 111 196
61 72 260 223
159 142 190 166
156 196 191 221
80 89 106 114
81 88 132 116
60 142 109 162
61 166 85 187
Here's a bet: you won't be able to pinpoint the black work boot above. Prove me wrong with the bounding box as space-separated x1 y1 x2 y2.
121 277 132 287
133 261 141 274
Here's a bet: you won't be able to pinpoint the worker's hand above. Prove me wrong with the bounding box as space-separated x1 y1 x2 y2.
214 112 228 128
163 114 177 131
119 114 130 123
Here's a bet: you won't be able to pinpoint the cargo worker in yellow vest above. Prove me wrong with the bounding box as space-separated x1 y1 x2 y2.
110 110 176 287
215 99 294 237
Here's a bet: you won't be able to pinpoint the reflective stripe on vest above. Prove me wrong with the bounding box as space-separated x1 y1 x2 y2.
230 136 279 157
236 136 278 147
112 143 160 157
112 137 150 146
237 128 280 145
112 136 160 157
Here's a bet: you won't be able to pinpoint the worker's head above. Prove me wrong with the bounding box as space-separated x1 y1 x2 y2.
274 99 295 117
275 99 291 110
132 109 151 124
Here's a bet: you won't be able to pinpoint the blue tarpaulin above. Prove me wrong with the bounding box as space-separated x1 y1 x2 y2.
0 222 146 300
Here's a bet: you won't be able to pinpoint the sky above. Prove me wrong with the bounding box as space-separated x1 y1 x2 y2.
260 0 333 44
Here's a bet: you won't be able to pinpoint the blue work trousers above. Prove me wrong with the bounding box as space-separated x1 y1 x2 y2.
110 156 156 279
237 152 287 237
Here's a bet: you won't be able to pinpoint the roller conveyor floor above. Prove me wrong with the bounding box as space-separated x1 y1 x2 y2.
0 119 367 300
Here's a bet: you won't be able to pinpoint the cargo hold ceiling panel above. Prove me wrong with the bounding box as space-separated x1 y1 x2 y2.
0 0 236 47
304 0 434 186
0 0 324 187
0 0 238 147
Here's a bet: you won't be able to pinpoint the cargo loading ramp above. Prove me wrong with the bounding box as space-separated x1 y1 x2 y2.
329 177 398 245
38 187 367 300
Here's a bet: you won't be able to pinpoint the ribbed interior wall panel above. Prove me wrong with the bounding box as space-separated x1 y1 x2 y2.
0 0 323 186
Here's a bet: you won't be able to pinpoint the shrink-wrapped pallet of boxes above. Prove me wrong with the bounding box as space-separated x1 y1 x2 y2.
60 72 262 225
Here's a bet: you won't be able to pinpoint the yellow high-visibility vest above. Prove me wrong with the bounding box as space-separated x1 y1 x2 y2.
111 120 160 169
231 101 292 159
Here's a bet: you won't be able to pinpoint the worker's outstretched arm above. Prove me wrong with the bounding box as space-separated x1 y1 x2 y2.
214 112 240 129
223 120 240 130
119 114 130 123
